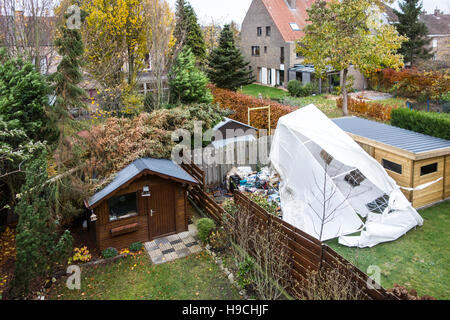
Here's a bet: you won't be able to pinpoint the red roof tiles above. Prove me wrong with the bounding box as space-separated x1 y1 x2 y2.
262 0 320 42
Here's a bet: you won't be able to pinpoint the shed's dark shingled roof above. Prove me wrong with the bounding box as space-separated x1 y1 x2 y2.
87 158 197 208
332 117 450 154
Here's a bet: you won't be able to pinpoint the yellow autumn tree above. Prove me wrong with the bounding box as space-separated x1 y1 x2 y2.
81 0 147 87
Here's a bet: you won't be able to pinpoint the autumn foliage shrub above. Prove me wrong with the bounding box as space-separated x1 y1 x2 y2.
370 68 450 100
210 85 296 130
81 104 228 191
337 97 398 122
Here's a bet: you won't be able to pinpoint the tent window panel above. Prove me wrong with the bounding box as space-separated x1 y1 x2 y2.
366 194 390 214
345 169 366 187
108 192 138 221
320 149 333 165
382 159 402 175
420 163 438 176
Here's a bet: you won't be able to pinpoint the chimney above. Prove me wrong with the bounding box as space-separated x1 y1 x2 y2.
287 0 297 9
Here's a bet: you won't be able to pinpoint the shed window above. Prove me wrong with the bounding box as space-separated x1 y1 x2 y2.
382 159 402 175
108 192 138 221
420 163 438 176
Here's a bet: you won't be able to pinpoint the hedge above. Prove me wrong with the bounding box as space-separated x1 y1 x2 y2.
209 85 296 130
337 97 398 122
391 108 450 140
369 68 450 100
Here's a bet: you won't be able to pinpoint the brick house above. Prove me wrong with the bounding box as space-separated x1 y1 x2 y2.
383 6 450 63
240 0 366 91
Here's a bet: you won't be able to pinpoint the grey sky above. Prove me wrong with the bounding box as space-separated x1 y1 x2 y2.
166 0 450 26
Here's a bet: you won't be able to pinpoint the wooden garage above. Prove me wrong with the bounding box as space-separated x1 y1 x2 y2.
85 158 198 251
333 117 450 208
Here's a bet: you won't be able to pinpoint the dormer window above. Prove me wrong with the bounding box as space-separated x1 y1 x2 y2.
289 23 300 31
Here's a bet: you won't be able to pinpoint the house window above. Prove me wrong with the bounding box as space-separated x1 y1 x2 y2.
264 46 267 53
251 46 260 56
108 192 138 221
266 26 271 36
257 27 262 36
366 194 390 214
420 163 438 176
280 47 285 64
382 159 402 175
289 23 300 31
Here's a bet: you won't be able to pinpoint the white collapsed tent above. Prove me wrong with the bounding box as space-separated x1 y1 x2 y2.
269 105 423 248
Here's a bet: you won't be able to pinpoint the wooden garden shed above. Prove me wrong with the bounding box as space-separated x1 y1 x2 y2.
333 117 450 208
85 158 197 251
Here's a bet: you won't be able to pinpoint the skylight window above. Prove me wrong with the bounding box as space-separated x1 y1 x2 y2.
289 23 300 31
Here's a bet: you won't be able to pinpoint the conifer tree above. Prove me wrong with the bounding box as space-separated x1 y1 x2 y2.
50 10 86 114
207 24 254 91
394 0 432 65
174 0 206 63
11 151 72 297
169 47 212 104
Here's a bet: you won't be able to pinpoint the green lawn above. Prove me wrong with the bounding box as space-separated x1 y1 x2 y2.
326 201 450 299
239 83 289 100
240 84 342 118
47 251 242 300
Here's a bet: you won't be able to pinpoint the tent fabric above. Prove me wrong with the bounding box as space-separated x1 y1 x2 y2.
269 105 423 248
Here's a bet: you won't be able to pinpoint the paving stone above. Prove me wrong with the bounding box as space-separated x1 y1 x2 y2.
172 242 186 251
170 239 182 245
158 242 173 251
176 248 190 258
188 245 202 254
166 234 180 242
161 248 175 254
182 236 196 244
154 237 170 245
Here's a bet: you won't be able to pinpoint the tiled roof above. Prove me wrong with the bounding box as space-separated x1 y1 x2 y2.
383 5 450 36
262 0 320 42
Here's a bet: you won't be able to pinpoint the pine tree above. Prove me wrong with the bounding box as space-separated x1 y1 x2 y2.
11 151 72 297
394 0 433 65
184 4 206 63
169 47 212 104
174 0 187 48
173 0 206 64
50 13 86 114
207 24 254 91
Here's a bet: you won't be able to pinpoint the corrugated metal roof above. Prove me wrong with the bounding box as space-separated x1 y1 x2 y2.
87 158 197 208
332 117 450 154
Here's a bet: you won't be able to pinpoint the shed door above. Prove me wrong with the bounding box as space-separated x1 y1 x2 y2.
147 182 176 239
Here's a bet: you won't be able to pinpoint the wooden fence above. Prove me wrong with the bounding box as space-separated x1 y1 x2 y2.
192 135 273 186
182 163 398 300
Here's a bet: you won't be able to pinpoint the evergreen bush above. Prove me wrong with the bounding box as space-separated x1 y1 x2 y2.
391 108 450 140
196 218 216 243
102 247 118 259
